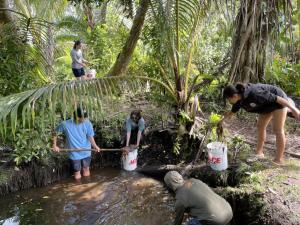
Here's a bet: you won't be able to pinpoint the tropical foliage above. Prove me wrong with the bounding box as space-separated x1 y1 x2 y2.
0 0 299 164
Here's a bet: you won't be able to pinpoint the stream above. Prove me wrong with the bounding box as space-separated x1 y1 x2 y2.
0 168 175 225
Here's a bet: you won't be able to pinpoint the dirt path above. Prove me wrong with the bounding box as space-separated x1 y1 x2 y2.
225 115 300 225
225 115 300 155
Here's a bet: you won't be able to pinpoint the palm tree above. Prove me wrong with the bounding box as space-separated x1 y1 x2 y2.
0 0 69 85
229 0 294 83
1 0 296 137
0 0 211 138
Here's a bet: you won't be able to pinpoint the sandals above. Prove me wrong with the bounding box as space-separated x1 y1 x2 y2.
247 154 265 163
272 160 285 167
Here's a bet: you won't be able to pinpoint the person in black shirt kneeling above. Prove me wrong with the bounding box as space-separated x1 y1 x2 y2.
219 83 300 165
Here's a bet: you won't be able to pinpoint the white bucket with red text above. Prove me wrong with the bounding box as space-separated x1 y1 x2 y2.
122 149 138 171
207 142 228 171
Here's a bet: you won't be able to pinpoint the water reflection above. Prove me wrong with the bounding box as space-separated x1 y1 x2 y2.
0 168 174 225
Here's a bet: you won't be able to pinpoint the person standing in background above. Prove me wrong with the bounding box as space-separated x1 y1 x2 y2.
71 40 89 80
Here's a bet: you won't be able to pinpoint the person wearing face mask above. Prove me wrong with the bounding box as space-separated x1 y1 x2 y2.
164 171 233 225
219 83 300 165
122 110 145 150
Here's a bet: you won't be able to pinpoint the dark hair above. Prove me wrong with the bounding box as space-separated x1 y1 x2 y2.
73 40 82 49
130 110 142 121
223 83 246 99
73 107 88 119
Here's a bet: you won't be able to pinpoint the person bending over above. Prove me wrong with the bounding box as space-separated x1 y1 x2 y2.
164 171 232 225
219 83 300 165
123 110 145 149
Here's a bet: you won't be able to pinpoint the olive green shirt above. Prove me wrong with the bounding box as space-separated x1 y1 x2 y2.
174 178 233 225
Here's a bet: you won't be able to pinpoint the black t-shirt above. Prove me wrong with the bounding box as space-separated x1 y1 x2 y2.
231 83 288 114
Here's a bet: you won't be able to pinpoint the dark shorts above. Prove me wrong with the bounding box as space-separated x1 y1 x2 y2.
71 157 91 172
188 218 203 225
72 68 85 77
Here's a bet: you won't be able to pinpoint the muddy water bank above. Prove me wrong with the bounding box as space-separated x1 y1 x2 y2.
0 129 186 197
0 151 123 197
0 168 174 225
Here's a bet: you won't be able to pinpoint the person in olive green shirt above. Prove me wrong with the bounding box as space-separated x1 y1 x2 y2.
164 171 232 225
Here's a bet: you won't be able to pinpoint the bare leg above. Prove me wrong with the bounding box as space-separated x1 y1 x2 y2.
74 171 81 180
256 113 273 156
82 167 90 177
272 108 287 164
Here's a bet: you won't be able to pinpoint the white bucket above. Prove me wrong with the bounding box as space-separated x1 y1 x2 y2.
122 149 138 171
207 142 228 171
86 69 96 78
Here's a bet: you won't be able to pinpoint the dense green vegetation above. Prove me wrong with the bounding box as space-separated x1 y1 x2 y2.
0 0 299 165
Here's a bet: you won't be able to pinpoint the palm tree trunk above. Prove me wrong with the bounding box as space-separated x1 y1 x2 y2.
229 0 278 83
99 0 108 24
0 0 12 24
107 0 149 76
83 2 95 30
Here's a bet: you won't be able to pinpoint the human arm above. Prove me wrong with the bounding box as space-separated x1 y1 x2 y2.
71 50 86 67
52 134 60 152
52 123 65 152
135 118 145 147
276 96 300 119
220 111 235 124
88 136 101 152
125 118 132 147
87 121 100 152
136 130 142 147
82 58 89 64
174 201 185 225
126 131 131 147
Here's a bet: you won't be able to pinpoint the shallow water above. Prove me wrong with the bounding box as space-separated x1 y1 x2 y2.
0 168 175 225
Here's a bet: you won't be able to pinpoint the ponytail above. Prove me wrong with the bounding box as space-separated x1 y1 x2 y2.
73 40 81 49
223 83 246 99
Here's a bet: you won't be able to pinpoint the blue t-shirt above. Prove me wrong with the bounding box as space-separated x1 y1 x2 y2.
125 117 145 132
56 119 95 160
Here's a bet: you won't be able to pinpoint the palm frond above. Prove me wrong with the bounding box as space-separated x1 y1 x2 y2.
0 76 177 137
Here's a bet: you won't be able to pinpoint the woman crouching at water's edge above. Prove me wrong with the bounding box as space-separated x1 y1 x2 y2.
219 83 300 165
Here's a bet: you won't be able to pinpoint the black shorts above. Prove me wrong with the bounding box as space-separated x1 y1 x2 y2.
72 68 85 77
71 157 91 172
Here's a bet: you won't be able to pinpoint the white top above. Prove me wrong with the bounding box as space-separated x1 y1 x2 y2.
71 49 84 69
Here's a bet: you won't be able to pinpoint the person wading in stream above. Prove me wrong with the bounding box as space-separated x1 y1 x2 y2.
164 171 232 225
122 110 145 152
52 107 100 180
219 83 300 165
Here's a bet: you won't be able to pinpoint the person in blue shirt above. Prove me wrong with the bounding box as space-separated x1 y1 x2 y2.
123 110 145 150
52 107 100 180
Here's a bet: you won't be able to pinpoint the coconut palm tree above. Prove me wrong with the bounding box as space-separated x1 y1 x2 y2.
0 0 296 137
